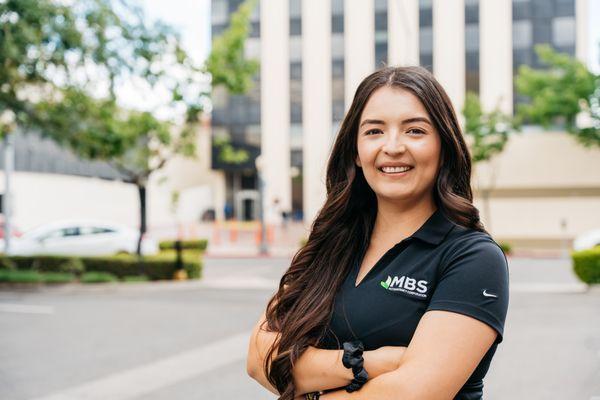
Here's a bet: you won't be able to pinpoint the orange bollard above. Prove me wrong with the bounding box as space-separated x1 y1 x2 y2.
212 221 221 245
255 224 262 245
266 224 274 244
229 220 238 242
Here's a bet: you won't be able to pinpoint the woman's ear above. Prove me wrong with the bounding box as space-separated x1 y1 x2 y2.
355 155 362 168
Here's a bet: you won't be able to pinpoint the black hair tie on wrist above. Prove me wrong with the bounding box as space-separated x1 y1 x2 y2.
342 340 369 392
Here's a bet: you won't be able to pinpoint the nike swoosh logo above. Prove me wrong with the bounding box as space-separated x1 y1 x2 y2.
483 289 498 298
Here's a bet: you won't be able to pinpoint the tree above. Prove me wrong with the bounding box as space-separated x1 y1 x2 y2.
0 0 119 252
462 91 516 231
33 1 205 256
205 0 259 165
515 44 599 148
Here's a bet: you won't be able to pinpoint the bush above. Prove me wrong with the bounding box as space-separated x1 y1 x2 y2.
80 271 118 283
42 272 76 284
159 239 208 251
497 242 512 255
0 269 44 283
572 247 600 284
0 257 17 271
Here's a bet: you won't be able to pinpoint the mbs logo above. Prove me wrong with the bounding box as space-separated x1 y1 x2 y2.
380 275 429 298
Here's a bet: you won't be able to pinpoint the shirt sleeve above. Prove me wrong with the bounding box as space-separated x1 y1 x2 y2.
425 237 510 344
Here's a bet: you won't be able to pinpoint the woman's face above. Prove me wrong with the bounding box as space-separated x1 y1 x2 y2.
356 86 442 205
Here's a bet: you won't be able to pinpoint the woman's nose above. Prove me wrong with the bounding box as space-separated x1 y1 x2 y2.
382 134 407 155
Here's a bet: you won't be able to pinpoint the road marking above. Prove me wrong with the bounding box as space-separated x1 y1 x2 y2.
0 303 54 314
28 332 250 400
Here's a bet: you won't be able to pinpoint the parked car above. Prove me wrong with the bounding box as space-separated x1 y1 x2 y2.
6 220 159 257
573 229 600 252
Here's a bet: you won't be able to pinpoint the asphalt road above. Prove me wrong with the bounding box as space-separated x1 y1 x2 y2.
0 257 599 400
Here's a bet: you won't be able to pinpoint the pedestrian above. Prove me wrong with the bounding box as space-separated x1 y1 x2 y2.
246 66 509 400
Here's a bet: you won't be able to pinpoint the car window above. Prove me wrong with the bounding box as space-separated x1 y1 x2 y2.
61 227 80 237
92 227 115 234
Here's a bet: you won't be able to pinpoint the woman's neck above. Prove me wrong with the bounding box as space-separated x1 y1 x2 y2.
371 197 437 246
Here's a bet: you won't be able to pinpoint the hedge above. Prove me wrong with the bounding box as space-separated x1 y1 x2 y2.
159 239 208 251
572 246 600 284
0 252 202 281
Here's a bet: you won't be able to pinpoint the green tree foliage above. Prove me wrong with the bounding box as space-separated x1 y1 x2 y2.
462 92 517 232
462 92 514 163
205 0 259 94
515 44 599 148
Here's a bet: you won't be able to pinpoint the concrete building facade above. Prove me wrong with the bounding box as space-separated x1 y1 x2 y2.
210 0 599 253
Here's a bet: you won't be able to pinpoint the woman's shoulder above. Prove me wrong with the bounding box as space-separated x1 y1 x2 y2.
442 225 506 265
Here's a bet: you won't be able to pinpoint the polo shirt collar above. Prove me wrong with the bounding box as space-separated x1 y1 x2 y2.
409 208 456 245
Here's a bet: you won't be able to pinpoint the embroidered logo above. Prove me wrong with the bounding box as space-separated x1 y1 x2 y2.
482 289 498 298
380 275 429 298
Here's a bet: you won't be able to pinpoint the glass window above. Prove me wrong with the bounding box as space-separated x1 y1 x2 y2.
290 18 301 36
375 0 387 12
245 125 261 147
419 27 433 54
211 0 228 25
244 38 261 59
332 59 344 78
290 36 302 62
512 0 531 20
290 0 301 18
465 24 479 52
375 12 388 32
532 21 552 45
555 0 574 16
332 14 344 33
552 17 575 46
332 0 344 15
290 124 303 150
332 34 344 59
512 20 532 49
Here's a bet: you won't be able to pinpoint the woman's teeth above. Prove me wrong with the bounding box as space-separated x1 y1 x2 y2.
379 166 413 173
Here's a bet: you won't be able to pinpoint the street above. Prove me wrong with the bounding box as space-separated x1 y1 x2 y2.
1 257 599 399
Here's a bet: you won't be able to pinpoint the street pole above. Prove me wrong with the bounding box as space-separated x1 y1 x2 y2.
255 155 268 255
1 110 16 255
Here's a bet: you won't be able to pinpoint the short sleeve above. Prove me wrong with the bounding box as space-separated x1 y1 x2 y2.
426 238 510 344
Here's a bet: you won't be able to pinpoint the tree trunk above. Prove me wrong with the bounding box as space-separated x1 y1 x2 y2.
136 184 147 257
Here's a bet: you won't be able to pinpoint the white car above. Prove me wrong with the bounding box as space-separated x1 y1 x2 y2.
6 220 159 257
572 229 600 252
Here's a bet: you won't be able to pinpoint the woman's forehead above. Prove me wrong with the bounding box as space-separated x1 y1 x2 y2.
360 86 430 123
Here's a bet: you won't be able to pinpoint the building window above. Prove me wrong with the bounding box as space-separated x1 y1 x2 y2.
512 20 533 49
552 16 575 47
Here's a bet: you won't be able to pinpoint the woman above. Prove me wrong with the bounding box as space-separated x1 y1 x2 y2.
246 66 510 400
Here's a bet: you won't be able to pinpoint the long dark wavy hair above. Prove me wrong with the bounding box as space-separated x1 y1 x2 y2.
261 66 488 399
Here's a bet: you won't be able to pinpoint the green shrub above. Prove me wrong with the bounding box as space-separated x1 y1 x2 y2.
42 272 76 284
572 247 600 284
0 257 17 271
498 242 512 255
0 270 44 283
57 258 85 275
80 271 118 283
159 239 208 251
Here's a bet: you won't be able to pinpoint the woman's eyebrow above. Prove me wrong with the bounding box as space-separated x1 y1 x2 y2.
359 117 432 128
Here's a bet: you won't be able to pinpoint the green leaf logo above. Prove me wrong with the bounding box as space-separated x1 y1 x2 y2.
380 275 392 289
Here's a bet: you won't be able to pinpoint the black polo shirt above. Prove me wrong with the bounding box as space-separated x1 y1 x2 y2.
317 208 510 400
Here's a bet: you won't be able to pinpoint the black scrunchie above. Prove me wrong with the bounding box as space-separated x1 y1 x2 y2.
342 340 369 392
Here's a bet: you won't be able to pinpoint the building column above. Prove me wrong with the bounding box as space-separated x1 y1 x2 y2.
344 0 375 108
575 0 589 63
302 0 332 227
260 0 291 217
388 0 419 66
433 0 465 116
480 0 512 114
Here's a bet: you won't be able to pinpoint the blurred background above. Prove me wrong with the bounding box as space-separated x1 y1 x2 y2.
1 0 599 399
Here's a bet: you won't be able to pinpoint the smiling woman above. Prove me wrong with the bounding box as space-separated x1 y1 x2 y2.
246 66 509 400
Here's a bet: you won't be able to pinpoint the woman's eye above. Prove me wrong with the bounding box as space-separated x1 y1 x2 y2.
365 129 383 135
407 128 425 135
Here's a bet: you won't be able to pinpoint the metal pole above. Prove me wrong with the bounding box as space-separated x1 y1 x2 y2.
3 133 14 254
258 170 268 255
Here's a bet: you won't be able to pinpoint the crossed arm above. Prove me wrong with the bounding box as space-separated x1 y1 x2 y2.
247 309 497 399
246 310 405 397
